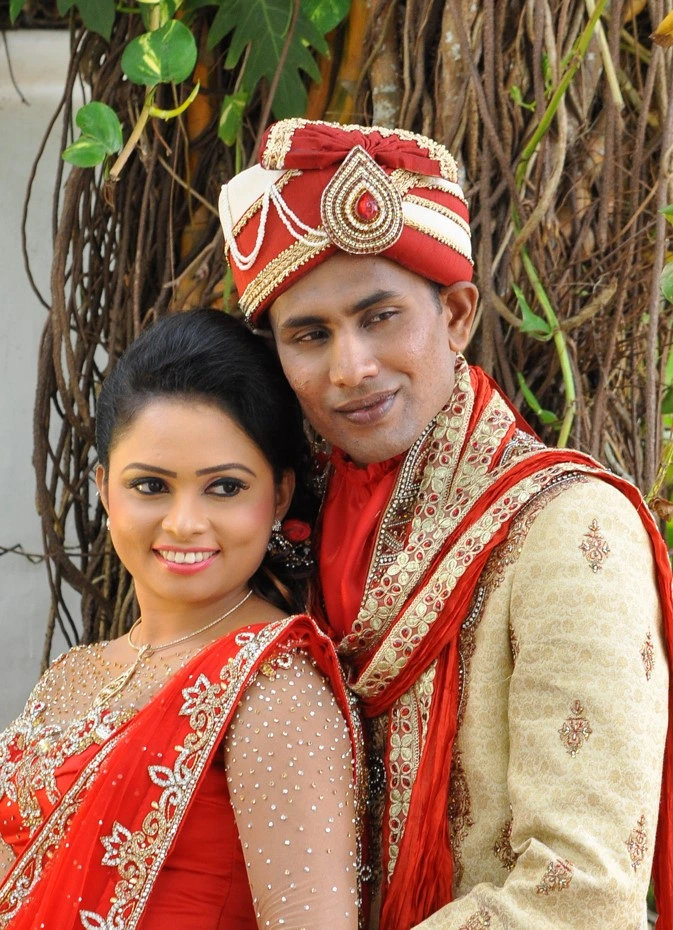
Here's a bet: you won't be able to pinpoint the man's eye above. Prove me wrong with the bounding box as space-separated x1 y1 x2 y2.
295 329 328 343
208 478 247 497
131 477 166 495
366 309 397 325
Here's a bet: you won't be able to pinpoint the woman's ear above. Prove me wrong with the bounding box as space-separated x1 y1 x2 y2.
274 468 296 521
95 464 109 513
440 282 479 352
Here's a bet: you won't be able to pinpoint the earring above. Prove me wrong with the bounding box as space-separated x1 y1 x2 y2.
106 517 110 531
267 519 282 551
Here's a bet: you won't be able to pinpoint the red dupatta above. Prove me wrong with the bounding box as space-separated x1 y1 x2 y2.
0 616 363 930
321 357 673 930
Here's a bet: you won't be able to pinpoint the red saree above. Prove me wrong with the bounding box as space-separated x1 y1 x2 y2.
319 357 673 930
0 616 364 930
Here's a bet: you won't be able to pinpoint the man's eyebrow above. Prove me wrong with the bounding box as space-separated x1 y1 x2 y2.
278 290 399 331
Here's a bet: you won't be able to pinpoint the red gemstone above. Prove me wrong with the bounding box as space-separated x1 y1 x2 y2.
355 190 380 222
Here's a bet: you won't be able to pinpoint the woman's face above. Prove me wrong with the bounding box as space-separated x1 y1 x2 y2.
96 398 293 623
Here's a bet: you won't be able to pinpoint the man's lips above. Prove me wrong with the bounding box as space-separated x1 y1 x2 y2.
334 391 397 424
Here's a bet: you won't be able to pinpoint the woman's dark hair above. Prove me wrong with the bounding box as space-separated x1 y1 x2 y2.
96 308 316 614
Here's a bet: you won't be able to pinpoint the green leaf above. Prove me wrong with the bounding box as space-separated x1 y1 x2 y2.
660 203 673 228
513 283 553 339
516 372 558 425
75 102 123 153
662 385 673 416
122 19 197 86
303 0 351 34
9 0 26 22
67 0 116 40
140 0 181 30
660 262 673 304
208 0 328 118
62 137 109 167
218 91 249 146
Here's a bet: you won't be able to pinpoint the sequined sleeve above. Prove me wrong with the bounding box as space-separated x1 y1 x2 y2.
224 650 359 929
412 479 668 930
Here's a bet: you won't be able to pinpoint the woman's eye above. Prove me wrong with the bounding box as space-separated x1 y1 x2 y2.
132 477 166 495
209 478 247 497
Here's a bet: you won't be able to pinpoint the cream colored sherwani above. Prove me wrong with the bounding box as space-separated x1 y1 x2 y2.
411 475 667 929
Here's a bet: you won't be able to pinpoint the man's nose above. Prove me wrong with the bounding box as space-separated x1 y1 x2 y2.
328 333 378 387
161 493 208 539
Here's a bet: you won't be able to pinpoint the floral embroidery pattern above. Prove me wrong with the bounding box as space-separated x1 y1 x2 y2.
509 623 520 663
448 749 474 888
579 519 610 572
493 814 517 872
626 815 648 871
458 907 492 929
559 700 592 756
536 858 573 895
641 632 655 681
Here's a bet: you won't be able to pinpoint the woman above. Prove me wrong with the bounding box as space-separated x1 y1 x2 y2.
0 310 363 930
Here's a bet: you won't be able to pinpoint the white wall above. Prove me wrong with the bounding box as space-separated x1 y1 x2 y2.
0 31 75 726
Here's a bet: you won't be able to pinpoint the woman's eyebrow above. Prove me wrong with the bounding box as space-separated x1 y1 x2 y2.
195 463 256 477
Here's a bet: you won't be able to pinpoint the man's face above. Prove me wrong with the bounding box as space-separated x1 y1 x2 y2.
268 253 476 465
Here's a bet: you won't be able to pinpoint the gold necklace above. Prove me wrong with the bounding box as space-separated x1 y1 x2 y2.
93 589 253 709
127 588 253 657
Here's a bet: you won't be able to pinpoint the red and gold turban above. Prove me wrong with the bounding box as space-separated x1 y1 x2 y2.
218 119 473 325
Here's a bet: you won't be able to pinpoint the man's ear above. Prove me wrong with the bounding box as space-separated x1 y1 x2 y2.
274 468 296 521
95 464 109 513
440 282 479 352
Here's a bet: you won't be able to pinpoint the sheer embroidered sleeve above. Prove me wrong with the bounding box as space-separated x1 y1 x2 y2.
224 649 360 930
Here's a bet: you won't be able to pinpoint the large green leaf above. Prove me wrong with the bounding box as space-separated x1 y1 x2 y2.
208 0 328 118
57 0 115 40
512 283 553 340
122 19 197 87
303 0 350 34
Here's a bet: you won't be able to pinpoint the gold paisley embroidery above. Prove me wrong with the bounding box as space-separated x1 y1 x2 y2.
458 907 492 929
626 815 648 871
508 623 520 663
536 858 573 894
448 749 474 888
641 631 655 681
493 813 517 872
559 700 592 756
579 518 610 572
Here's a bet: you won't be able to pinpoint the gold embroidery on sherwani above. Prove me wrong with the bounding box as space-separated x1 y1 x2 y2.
535 858 573 894
579 518 610 572
458 907 492 928
448 749 474 887
559 700 593 756
508 623 520 663
625 815 648 871
641 631 655 680
493 814 517 872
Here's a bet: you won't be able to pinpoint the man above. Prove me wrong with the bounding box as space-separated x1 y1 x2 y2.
218 119 673 930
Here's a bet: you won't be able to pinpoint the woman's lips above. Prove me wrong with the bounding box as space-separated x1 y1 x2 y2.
153 550 219 575
335 391 397 425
